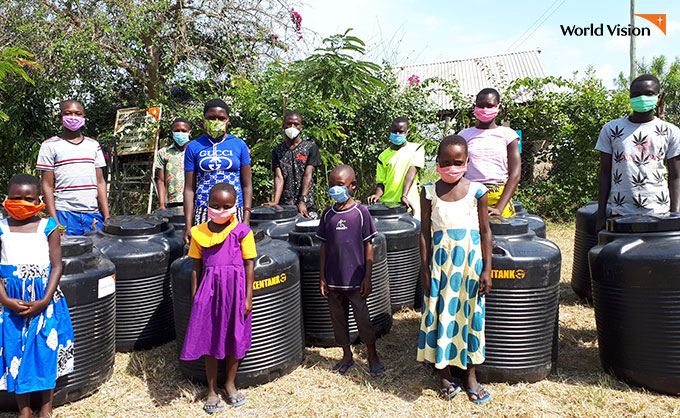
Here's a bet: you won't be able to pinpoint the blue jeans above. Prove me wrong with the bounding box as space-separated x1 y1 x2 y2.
56 210 104 236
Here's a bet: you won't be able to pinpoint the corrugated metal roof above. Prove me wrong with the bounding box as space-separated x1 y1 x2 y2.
394 49 548 111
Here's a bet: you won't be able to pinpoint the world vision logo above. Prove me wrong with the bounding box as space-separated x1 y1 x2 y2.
561 13 666 37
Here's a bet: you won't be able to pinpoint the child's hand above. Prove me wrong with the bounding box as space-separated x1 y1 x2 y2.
3 298 28 314
319 279 329 299
17 299 48 317
400 196 415 214
366 194 380 205
479 271 492 295
360 277 372 299
488 207 502 217
421 269 431 296
245 298 253 317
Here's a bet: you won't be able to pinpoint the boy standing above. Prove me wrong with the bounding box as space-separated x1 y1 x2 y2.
316 165 385 378
367 117 425 219
264 111 321 218
155 118 192 209
37 100 110 235
596 74 680 230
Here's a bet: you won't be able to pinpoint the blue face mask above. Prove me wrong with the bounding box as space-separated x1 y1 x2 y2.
390 132 407 145
173 132 191 146
328 186 351 203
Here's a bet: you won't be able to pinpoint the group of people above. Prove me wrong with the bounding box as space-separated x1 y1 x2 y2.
0 73 677 416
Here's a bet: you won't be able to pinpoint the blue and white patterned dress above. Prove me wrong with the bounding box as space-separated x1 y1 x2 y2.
0 217 74 394
417 181 487 370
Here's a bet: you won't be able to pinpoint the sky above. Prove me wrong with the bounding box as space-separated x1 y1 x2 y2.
295 0 680 88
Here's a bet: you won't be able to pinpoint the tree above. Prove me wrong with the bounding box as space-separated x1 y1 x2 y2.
0 0 298 102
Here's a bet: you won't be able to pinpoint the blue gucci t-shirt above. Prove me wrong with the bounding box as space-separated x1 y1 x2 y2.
184 134 251 208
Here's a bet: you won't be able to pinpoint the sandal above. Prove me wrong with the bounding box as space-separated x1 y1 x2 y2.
465 383 491 404
226 391 246 407
333 362 353 375
440 381 461 400
369 364 386 379
203 399 225 414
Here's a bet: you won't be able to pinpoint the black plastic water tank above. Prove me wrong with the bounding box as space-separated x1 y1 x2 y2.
171 229 304 386
0 236 116 410
367 204 421 311
289 220 392 347
250 205 302 240
571 201 612 301
512 201 546 238
154 206 186 238
477 218 561 383
589 214 680 395
90 215 182 351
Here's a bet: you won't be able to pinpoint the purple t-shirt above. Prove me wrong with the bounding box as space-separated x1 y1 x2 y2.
315 203 378 290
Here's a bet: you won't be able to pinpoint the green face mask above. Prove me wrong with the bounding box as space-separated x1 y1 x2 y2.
630 95 658 113
205 119 226 139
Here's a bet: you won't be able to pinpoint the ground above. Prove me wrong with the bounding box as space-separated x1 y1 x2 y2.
2 222 678 418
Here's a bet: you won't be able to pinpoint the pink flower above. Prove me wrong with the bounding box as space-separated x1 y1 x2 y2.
291 9 303 41
408 74 420 85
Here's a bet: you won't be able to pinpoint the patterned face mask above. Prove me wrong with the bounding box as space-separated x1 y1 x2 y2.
205 119 227 139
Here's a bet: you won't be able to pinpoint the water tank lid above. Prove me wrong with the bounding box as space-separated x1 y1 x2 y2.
295 219 320 233
367 203 407 216
252 227 266 243
61 236 94 257
489 216 529 235
512 200 523 212
153 208 184 223
250 205 298 220
608 213 680 233
103 215 169 236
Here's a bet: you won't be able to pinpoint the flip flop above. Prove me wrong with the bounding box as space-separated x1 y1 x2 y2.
440 381 462 400
466 383 491 404
203 399 225 414
333 362 353 375
226 391 246 407
369 364 386 379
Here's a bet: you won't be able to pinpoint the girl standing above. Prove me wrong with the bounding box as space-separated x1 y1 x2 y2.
458 88 521 217
417 136 493 404
181 182 257 414
0 173 74 418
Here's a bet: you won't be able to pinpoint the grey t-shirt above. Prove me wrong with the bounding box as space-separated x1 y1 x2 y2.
595 116 680 215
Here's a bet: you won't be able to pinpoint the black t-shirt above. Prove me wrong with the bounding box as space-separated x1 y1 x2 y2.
272 140 322 210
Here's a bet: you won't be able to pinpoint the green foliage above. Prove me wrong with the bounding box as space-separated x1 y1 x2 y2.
504 71 631 219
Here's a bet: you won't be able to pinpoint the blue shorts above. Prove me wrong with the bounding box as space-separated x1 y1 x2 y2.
56 211 104 236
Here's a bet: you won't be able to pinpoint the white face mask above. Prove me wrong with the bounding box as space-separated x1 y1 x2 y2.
284 127 301 139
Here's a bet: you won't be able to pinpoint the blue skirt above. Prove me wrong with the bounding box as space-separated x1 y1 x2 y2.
0 265 74 394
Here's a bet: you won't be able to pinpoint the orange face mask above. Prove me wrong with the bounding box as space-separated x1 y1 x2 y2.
3 200 46 220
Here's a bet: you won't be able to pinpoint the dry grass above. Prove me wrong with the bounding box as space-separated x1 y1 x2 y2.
2 222 679 417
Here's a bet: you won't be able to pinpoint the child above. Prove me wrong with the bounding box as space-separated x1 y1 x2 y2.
458 88 521 217
417 136 492 404
183 99 253 244
316 165 385 378
595 74 680 230
37 99 110 235
264 111 322 219
180 182 256 413
155 117 192 209
0 173 74 418
367 117 425 219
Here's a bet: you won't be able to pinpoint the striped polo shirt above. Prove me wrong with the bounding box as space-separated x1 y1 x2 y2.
36 136 106 212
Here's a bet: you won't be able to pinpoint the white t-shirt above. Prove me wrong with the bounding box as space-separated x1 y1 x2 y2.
595 117 680 215
36 136 107 213
457 126 519 184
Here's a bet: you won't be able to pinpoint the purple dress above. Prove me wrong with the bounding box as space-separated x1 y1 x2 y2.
180 222 253 360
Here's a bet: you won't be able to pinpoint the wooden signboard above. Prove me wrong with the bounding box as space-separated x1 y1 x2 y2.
113 107 162 155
